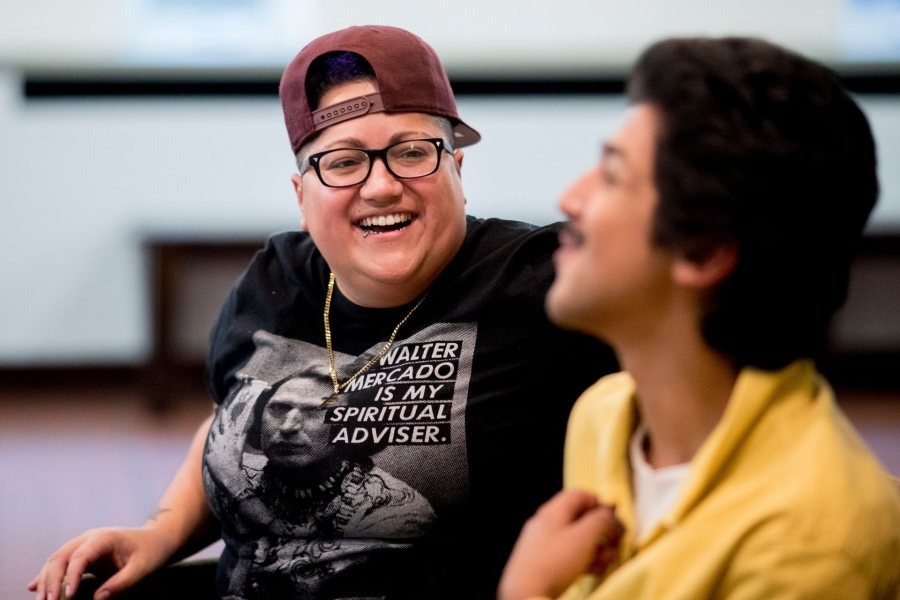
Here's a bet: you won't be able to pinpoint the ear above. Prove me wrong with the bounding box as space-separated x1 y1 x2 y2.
672 243 738 289
453 149 464 174
452 150 466 206
290 173 309 231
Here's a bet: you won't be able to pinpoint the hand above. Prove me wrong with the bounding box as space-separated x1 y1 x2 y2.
498 489 623 600
28 526 173 600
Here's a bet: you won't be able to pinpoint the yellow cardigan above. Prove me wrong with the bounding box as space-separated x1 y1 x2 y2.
556 360 900 599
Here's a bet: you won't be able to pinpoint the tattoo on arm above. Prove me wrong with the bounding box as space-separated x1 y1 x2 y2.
148 506 172 522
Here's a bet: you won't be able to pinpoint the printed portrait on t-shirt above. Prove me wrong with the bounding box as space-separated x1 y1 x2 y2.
202 324 476 598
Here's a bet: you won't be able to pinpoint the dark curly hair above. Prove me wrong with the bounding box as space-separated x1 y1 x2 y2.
628 37 879 369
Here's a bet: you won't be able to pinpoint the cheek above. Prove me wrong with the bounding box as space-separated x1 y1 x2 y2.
436 187 468 235
302 197 328 222
262 413 279 432
310 420 332 444
428 167 466 208
303 197 352 240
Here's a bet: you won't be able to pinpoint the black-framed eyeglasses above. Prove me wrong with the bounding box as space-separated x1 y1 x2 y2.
300 138 452 188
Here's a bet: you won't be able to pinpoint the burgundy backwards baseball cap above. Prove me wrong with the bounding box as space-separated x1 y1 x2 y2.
279 25 480 155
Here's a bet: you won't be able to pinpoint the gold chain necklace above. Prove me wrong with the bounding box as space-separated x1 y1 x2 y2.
322 272 427 404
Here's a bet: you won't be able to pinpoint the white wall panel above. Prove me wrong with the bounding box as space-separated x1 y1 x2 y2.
1 70 898 364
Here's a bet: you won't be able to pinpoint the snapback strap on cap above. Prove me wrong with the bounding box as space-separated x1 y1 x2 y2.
311 93 386 132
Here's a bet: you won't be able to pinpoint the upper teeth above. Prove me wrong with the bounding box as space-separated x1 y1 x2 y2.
359 213 412 228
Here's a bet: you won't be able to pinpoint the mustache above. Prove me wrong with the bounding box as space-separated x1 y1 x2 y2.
559 222 585 246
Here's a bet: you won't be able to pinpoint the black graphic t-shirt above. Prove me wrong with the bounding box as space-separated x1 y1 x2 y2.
203 216 617 599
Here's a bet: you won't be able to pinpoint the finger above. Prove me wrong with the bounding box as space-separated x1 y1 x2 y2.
33 564 48 599
41 544 80 600
571 504 621 547
63 538 113 596
592 505 625 547
589 545 619 575
538 489 600 522
96 558 146 599
32 533 92 599
36 564 61 600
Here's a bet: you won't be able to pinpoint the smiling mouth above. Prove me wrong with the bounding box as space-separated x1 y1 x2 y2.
357 212 415 235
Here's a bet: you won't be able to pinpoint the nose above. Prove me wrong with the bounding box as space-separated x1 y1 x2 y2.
558 167 597 219
280 407 306 435
359 156 403 202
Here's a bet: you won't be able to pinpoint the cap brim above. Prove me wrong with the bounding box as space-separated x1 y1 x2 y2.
452 122 481 148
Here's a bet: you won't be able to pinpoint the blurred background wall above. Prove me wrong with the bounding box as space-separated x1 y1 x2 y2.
1 0 899 369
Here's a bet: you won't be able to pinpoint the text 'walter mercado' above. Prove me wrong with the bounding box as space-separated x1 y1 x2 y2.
326 340 462 446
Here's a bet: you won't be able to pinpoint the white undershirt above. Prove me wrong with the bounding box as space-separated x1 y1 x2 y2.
629 422 691 541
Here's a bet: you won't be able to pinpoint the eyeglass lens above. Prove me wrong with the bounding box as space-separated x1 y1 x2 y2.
317 139 441 187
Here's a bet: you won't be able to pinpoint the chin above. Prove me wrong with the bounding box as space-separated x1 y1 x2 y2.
367 265 421 287
544 287 571 329
545 286 596 337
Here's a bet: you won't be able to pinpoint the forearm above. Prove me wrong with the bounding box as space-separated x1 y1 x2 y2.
144 413 220 563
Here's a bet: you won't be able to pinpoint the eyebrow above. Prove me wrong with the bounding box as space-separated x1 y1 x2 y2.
267 398 295 408
321 130 438 151
601 142 625 161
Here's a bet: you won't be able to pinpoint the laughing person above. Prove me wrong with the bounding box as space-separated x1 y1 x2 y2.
500 37 900 599
30 25 617 600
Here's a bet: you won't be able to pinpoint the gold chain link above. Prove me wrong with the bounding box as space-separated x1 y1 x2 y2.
323 272 427 402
